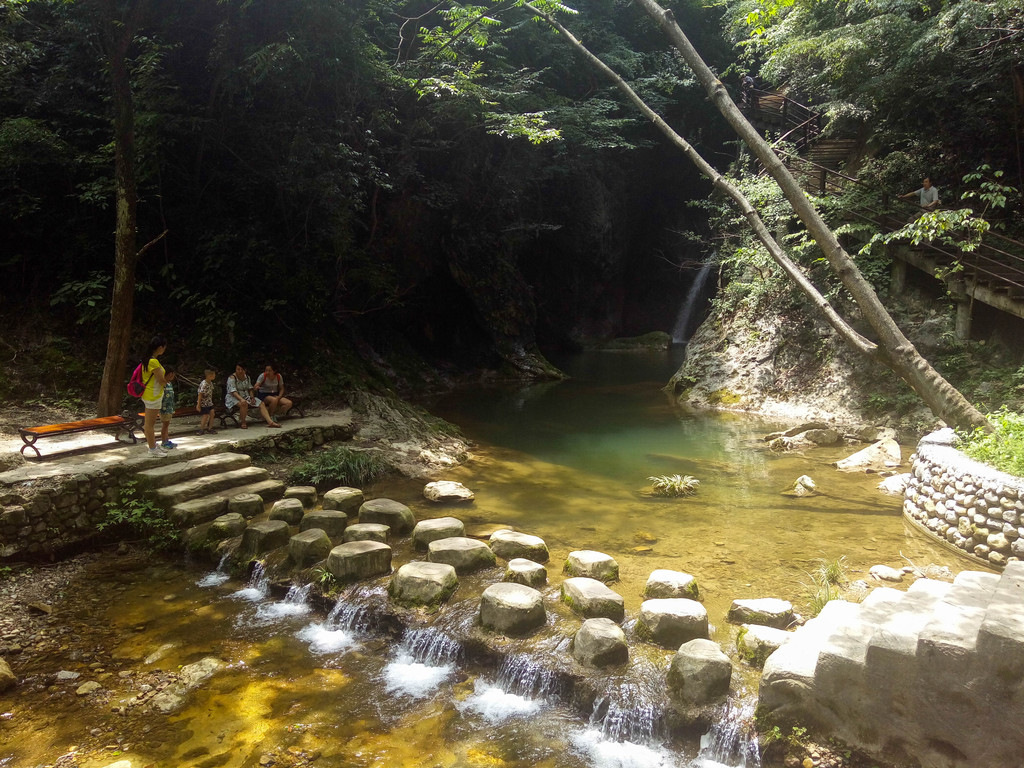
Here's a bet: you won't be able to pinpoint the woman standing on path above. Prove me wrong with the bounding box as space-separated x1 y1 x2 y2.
141 337 169 457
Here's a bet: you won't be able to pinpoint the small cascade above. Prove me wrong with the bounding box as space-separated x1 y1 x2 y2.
231 561 269 602
570 684 674 768
297 593 376 655
671 256 716 344
197 553 231 587
383 628 462 699
694 700 761 768
459 653 562 724
255 582 313 621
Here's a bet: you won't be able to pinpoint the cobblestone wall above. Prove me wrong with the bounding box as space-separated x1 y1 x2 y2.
904 428 1024 570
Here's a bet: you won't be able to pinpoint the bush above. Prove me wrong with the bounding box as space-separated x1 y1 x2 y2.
97 480 180 551
289 446 394 489
958 409 1024 478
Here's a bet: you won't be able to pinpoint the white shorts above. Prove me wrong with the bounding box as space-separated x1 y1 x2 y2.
142 397 162 411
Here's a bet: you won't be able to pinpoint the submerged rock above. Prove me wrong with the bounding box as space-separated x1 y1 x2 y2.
573 618 628 667
423 481 475 503
869 564 903 583
666 639 732 708
479 583 546 636
150 657 225 714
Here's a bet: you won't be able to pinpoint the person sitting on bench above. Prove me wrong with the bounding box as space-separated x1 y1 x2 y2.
225 363 280 429
255 363 292 424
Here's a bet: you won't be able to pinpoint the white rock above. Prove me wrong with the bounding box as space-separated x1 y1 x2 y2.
869 564 904 582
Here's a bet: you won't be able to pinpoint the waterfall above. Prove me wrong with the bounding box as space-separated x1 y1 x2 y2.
695 700 761 768
671 255 716 343
231 561 270 601
197 553 231 587
383 629 462 699
588 687 665 745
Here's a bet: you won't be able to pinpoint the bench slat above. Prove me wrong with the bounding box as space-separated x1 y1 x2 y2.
21 416 128 436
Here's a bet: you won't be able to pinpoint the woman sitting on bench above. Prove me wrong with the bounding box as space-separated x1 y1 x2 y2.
225 363 280 429
255 363 292 424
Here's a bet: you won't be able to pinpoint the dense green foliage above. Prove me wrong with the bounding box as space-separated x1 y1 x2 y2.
288 446 394 488
97 480 180 550
959 408 1024 477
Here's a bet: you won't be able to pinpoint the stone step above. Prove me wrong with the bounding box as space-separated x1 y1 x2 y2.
977 561 1024 683
156 466 271 507
136 452 251 490
169 479 286 526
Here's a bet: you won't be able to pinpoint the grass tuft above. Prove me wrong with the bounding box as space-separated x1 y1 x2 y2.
648 474 700 497
288 446 393 489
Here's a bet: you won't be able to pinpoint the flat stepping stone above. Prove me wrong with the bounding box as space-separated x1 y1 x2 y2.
564 551 619 583
344 523 389 543
667 639 732 707
423 481 475 503
726 598 794 629
574 618 628 668
170 479 285 526
228 493 264 518
489 530 549 563
209 513 246 540
289 528 332 566
638 598 709 647
269 497 305 525
321 487 364 514
413 517 466 549
479 583 546 636
136 452 251 489
389 562 459 608
428 537 497 573
240 520 290 558
504 558 547 588
326 541 392 582
156 466 271 506
359 498 415 534
283 486 317 509
561 577 624 622
737 624 792 668
644 569 699 600
300 510 348 538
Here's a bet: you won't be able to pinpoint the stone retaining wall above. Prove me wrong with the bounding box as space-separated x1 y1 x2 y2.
904 428 1024 570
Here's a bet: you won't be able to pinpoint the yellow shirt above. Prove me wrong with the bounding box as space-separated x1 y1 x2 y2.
143 358 165 401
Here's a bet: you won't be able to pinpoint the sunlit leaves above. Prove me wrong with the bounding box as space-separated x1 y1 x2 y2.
485 110 560 143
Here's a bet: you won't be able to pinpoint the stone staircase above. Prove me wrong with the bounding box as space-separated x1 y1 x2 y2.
759 563 1024 767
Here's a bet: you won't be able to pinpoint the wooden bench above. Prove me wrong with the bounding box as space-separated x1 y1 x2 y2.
134 406 205 429
19 415 138 458
218 395 306 429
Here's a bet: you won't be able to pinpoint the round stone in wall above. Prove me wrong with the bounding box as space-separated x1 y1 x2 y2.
322 486 364 515
561 577 625 622
412 517 466 549
423 481 475 503
289 528 332 566
479 582 546 636
269 498 304 525
389 561 459 609
326 540 392 582
428 537 497 573
209 512 246 540
573 618 628 668
240 519 290 558
344 523 390 543
283 485 318 510
359 498 415 534
228 493 264 518
726 598 794 629
504 558 547 588
300 510 348 538
564 551 619 583
643 569 699 600
489 530 549 563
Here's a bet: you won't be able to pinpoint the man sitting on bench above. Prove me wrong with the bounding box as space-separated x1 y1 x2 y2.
255 363 292 424
225 363 280 429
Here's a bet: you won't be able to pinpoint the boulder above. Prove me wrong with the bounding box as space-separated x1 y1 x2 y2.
269 498 305 525
344 523 389 543
479 583 546 636
802 428 842 446
573 618 628 667
638 599 709 647
428 537 497 573
878 473 911 496
737 624 792 668
289 528 332 566
240 520 290 558
644 569 699 600
834 439 902 472
726 598 794 629
209 512 246 540
490 530 549 563
300 510 348 538
326 541 392 582
412 517 466 549
666 639 732 708
423 481 475 503
389 562 459 608
561 577 625 622
564 550 619 583
228 493 264 518
0 658 15 692
504 558 547 588
283 485 318 509
782 475 817 498
322 486 365 515
869 564 904 583
359 498 415 534
149 657 224 714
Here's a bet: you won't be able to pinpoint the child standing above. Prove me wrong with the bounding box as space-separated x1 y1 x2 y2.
196 368 217 435
159 367 178 449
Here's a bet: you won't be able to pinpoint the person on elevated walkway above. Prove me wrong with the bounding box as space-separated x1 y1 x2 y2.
901 177 941 211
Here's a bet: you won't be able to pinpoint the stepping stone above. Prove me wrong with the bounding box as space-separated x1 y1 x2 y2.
289 528 332 566
561 577 625 622
284 486 317 509
412 517 466 549
573 618 628 667
269 498 305 525
135 452 251 490
638 598 709 647
479 583 546 636
564 551 619 583
489 530 549 563
726 598 794 629
428 537 497 573
644 569 699 600
170 479 285 526
504 558 547 588
300 510 348 538
667 639 732 707
737 624 792 668
228 493 264 518
359 498 415 534
423 481 475 503
321 486 364 515
344 523 389 543
326 541 392 582
209 513 246 540
389 562 459 608
240 520 290 558
156 466 271 506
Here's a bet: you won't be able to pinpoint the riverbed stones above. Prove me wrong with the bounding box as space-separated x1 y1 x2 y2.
326 541 392 582
638 599 709 647
300 510 348 538
344 523 389 543
561 577 625 622
726 598 794 629
479 583 546 635
228 493 264 518
322 486 364 515
737 624 792 668
489 530 549 563
269 497 305 525
209 512 246 540
644 569 699 600
359 498 415 534
869 564 904 583
423 481 475 503
0 659 15 692
504 558 547 588
834 439 902 472
573 618 628 667
240 520 290 557
389 562 459 608
413 517 466 549
666 639 732 708
289 528 332 566
428 536 497 573
283 485 317 509
150 657 224 714
564 550 619 583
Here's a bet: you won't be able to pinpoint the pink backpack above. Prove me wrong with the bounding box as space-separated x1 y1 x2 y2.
126 363 153 398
